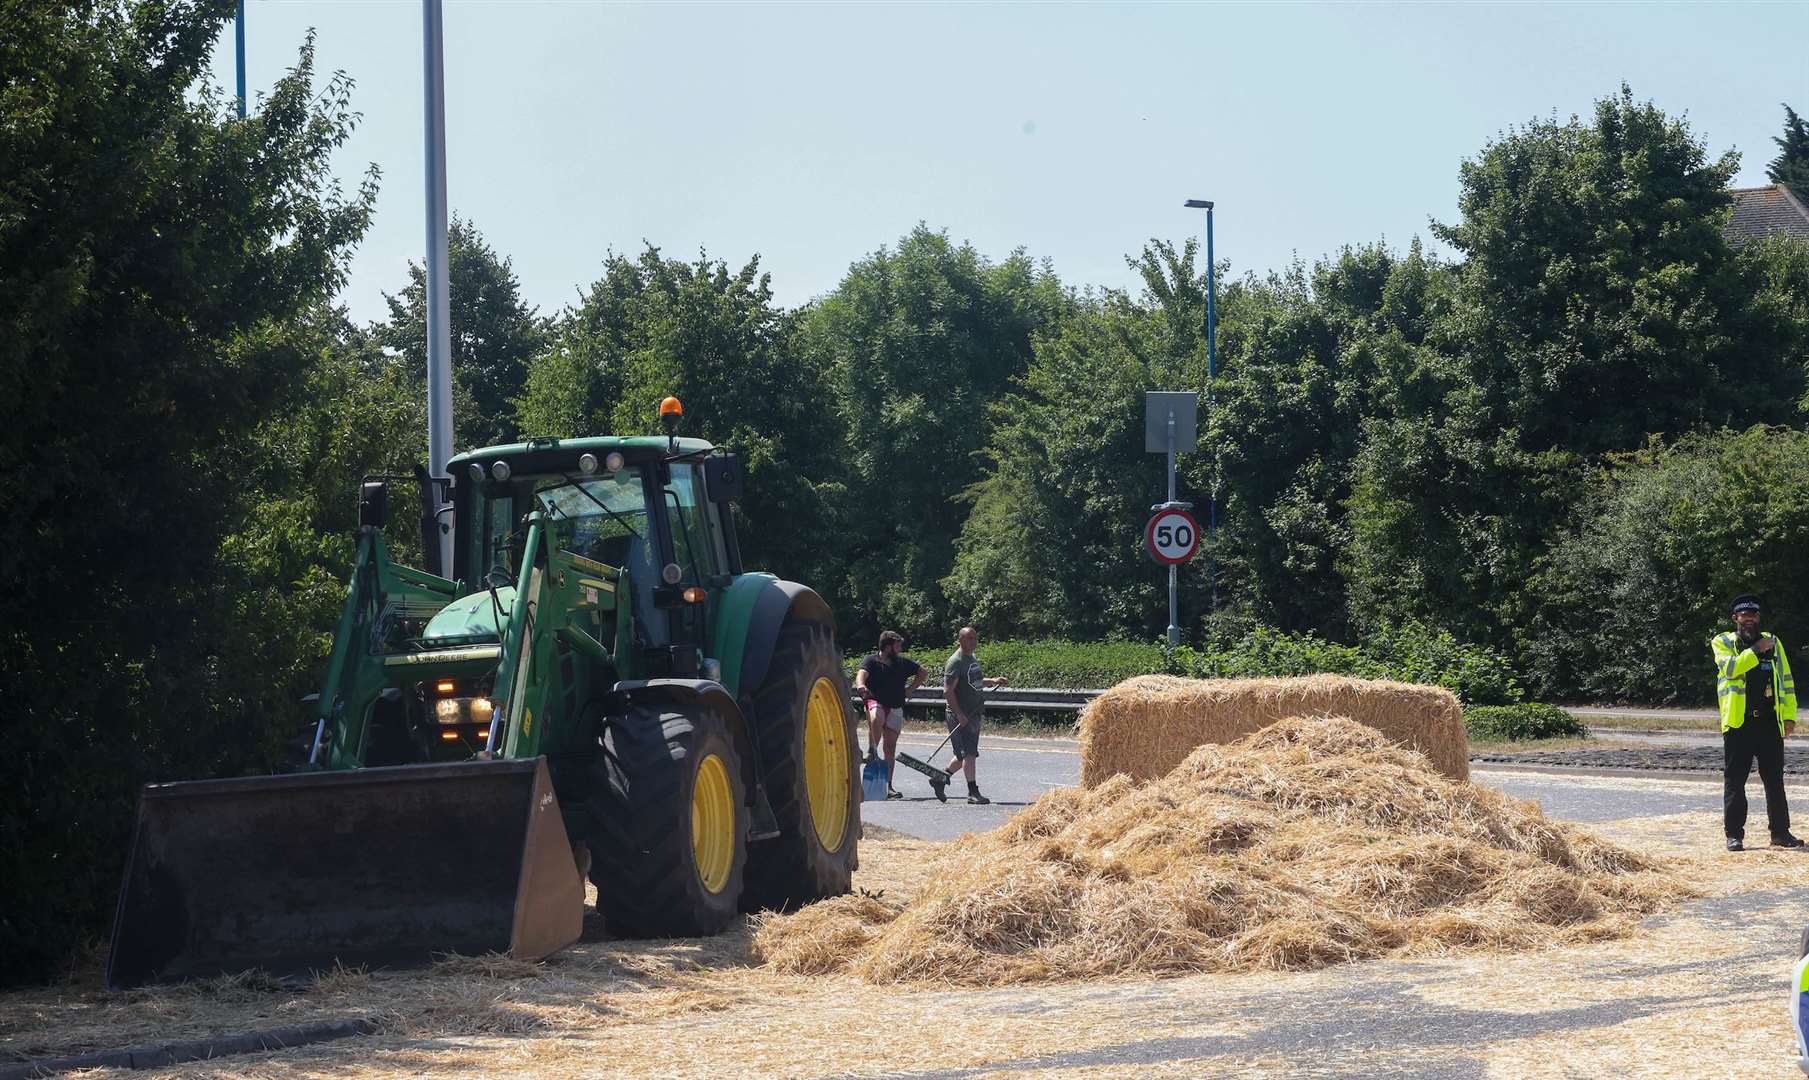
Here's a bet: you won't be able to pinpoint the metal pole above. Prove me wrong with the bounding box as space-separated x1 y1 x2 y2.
423 0 454 574
1166 409 1179 646
234 0 246 119
1205 206 1217 618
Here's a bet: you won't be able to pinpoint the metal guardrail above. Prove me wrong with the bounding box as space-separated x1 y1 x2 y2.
848 686 1101 714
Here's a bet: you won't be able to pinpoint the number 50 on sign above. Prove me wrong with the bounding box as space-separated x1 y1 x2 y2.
1146 507 1200 565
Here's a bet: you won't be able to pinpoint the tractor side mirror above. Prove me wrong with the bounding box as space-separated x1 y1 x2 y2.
704 452 744 503
358 480 389 529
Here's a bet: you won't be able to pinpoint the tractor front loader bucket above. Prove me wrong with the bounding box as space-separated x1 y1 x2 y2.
107 758 583 989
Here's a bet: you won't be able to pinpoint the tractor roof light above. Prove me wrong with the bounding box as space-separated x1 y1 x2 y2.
578 452 600 475
605 451 625 473
659 396 683 442
467 463 484 482
490 460 511 481
661 562 683 585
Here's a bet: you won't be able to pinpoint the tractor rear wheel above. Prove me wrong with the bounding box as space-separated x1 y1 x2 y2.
742 619 859 911
586 701 746 937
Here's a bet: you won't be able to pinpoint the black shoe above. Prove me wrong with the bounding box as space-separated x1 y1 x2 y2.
1727 837 1745 851
967 788 990 805
885 788 903 800
864 749 879 765
927 775 948 803
1773 834 1805 849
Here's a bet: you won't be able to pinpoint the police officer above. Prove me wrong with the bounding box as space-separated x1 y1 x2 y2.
1712 594 1803 851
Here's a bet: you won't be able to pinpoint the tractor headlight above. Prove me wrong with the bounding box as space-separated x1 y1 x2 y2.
434 696 495 724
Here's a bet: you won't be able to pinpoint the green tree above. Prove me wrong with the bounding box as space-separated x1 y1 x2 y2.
217 312 425 733
949 237 1443 645
802 225 1069 643
1526 428 1809 704
373 215 549 449
0 4 375 983
947 242 1199 641
1199 242 1446 639
519 246 837 592
1346 87 1803 649
1770 103 1809 203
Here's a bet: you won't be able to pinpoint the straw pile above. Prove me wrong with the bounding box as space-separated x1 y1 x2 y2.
753 716 1689 985
1079 674 1469 784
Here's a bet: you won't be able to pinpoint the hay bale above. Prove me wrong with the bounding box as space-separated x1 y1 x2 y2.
751 716 1693 986
1077 673 1469 785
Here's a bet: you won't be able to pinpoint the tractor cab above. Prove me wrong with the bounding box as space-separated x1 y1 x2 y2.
367 433 745 765
445 434 742 672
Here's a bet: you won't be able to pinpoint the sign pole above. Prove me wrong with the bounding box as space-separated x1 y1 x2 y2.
1145 391 1197 646
1166 408 1179 645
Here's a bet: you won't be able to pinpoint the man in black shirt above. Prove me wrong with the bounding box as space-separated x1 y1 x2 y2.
855 630 925 799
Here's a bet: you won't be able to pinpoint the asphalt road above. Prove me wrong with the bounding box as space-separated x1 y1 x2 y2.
861 730 1779 841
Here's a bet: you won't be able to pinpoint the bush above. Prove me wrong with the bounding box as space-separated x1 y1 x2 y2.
1525 427 1809 705
861 626 1524 705
1178 626 1380 681
1464 703 1587 741
851 639 1174 690
1360 622 1524 706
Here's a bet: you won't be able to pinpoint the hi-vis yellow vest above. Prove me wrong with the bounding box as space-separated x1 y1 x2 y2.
1712 632 1796 732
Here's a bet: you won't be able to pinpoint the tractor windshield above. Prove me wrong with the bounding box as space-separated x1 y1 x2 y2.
472 470 652 583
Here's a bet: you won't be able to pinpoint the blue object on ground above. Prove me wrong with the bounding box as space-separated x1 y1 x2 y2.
861 757 889 802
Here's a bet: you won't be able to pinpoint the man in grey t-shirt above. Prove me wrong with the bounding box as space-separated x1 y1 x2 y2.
942 626 1008 805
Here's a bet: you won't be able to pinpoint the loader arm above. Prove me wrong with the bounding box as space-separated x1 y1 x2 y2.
312 529 459 768
489 512 622 760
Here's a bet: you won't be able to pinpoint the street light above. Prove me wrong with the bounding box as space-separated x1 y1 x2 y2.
1184 198 1217 618
234 0 246 119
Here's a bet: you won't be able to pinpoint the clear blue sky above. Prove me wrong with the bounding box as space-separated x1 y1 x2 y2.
211 1 1809 327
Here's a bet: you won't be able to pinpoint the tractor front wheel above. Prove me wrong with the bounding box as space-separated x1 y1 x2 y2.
742 619 859 911
585 701 747 937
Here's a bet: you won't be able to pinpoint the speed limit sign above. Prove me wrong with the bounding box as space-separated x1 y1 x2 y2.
1146 508 1200 565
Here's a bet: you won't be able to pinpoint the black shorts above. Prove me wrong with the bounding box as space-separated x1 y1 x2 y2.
946 712 981 759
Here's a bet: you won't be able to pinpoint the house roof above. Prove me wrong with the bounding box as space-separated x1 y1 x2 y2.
1726 184 1809 247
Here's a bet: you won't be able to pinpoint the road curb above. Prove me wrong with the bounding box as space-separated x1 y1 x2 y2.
0 1017 378 1079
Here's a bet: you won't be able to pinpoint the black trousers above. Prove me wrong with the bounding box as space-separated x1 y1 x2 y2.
1725 722 1790 841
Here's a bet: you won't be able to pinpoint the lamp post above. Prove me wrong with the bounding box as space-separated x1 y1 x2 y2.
1183 198 1216 617
423 0 453 574
234 0 246 119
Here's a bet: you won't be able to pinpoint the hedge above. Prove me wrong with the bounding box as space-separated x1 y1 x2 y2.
1464 703 1588 741
859 624 1524 705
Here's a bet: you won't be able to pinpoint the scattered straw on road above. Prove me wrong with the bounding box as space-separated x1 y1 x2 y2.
755 716 1690 985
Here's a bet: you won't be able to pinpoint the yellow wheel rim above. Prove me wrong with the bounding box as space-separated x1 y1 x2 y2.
691 753 735 895
803 676 850 851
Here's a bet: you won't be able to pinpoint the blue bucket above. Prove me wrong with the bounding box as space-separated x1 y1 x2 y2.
861 758 889 802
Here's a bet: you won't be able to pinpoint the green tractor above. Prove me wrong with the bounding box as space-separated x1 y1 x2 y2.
107 403 860 987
